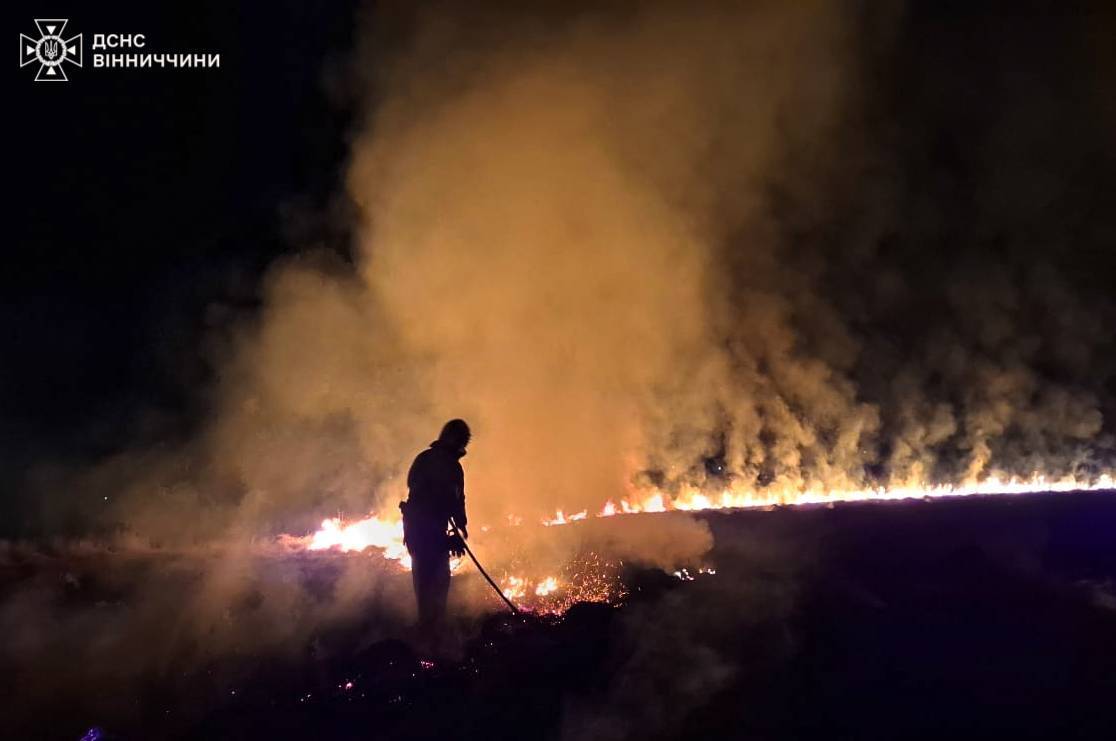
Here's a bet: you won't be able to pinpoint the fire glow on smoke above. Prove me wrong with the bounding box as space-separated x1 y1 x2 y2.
300 473 1114 612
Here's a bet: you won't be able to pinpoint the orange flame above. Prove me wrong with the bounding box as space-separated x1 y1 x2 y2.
299 472 1114 611
308 512 410 565
580 472 1116 522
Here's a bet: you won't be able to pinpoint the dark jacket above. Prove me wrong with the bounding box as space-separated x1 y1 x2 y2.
402 440 467 554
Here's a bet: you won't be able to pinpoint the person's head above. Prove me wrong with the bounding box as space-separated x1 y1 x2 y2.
438 418 471 454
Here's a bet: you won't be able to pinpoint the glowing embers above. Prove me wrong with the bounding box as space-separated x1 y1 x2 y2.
497 552 627 614
534 576 559 596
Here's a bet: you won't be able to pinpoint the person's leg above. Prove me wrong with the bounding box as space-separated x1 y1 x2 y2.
411 551 435 628
430 553 451 626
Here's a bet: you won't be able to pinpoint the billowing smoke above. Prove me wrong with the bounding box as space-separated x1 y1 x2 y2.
22 0 1116 559
125 0 869 540
188 0 1113 541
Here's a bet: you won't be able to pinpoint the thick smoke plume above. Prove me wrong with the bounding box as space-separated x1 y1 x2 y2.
184 0 1113 541
122 0 872 540
22 0 1116 556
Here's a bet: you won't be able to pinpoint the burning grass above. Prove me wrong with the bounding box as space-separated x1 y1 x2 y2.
286 471 1115 613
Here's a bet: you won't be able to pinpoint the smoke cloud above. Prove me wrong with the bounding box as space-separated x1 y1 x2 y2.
154 0 871 537
19 0 1116 582
191 0 1112 541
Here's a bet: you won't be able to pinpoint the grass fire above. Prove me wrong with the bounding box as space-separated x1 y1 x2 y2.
6 1 1116 739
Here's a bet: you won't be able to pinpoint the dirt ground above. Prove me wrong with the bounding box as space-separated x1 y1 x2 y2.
3 491 1114 740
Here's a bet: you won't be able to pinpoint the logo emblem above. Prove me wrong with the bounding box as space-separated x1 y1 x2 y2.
20 19 82 81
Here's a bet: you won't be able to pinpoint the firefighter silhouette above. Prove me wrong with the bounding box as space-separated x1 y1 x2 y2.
400 419 470 630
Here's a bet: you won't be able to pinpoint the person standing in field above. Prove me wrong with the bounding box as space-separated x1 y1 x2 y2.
400 419 470 633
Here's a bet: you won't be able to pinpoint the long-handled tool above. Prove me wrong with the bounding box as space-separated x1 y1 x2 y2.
450 518 520 614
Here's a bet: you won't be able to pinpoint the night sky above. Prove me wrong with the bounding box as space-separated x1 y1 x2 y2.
7 1 359 529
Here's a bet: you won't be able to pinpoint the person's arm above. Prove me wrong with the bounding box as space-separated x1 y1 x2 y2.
453 462 467 537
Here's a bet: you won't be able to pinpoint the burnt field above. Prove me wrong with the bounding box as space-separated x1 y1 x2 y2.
3 491 1115 741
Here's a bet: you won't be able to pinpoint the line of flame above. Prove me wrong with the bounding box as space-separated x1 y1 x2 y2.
300 472 1113 610
305 472 1114 558
549 472 1116 524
